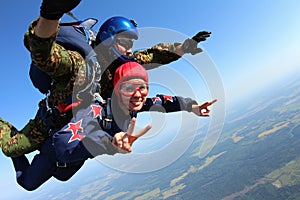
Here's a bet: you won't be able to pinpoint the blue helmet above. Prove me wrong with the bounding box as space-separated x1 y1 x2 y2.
96 16 138 47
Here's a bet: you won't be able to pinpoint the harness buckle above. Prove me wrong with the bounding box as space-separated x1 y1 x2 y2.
104 118 113 122
56 162 67 168
103 118 112 130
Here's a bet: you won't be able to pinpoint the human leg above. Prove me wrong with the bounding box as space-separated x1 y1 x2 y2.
11 138 56 191
0 116 48 157
0 117 18 149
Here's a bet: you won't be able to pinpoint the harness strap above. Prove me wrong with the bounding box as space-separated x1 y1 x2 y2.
93 96 113 133
104 98 113 130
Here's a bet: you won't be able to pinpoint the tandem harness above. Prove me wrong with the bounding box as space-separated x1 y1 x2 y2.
29 18 103 134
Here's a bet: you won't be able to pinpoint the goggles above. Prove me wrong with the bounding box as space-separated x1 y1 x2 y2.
120 81 148 97
116 37 134 49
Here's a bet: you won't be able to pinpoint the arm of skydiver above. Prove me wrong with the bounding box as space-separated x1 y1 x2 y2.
140 95 217 116
140 94 197 113
133 43 182 69
133 31 211 70
24 0 84 80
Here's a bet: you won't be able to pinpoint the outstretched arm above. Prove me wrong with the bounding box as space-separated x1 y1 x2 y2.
25 0 86 80
141 95 217 117
134 31 211 70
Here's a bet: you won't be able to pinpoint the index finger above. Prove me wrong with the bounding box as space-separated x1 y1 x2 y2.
205 99 217 106
209 99 217 105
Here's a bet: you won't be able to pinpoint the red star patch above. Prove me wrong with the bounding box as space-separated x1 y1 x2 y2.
152 97 161 104
163 95 173 103
65 120 84 143
89 105 103 119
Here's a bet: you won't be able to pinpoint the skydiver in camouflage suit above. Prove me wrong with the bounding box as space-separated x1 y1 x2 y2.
0 0 211 157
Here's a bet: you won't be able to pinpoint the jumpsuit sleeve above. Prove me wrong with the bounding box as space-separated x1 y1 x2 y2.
140 94 198 113
133 42 182 70
24 18 87 86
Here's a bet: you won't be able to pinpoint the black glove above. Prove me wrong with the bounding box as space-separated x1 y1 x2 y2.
182 31 211 55
40 0 81 20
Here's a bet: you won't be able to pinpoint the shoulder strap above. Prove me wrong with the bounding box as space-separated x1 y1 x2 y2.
94 96 114 135
104 98 113 130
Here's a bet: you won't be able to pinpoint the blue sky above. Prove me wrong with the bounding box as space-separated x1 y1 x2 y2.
1 0 300 199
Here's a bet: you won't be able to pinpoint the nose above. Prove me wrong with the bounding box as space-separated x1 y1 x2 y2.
126 49 132 55
132 88 142 97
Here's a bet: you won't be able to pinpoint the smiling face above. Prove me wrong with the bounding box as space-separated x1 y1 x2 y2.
119 78 148 111
113 61 149 113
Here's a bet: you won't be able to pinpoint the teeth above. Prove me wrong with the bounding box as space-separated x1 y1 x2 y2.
131 101 141 105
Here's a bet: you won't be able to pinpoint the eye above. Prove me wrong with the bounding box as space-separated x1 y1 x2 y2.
125 86 136 92
121 84 135 92
116 38 134 49
139 85 147 91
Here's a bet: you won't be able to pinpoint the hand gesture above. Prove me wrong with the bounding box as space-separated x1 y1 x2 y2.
192 99 217 117
191 31 211 43
113 118 152 153
182 31 212 55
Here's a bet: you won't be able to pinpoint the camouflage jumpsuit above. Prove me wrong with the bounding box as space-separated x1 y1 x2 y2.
0 18 182 157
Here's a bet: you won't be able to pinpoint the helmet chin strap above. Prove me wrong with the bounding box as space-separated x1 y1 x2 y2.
111 46 135 62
